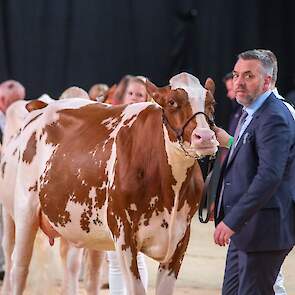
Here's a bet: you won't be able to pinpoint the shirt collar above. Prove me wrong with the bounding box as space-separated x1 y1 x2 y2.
244 90 271 117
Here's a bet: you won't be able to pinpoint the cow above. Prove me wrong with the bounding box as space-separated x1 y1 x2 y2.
0 72 218 294
0 90 105 294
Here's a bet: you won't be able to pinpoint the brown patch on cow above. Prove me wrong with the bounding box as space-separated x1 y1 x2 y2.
178 163 204 217
38 103 124 230
161 219 169 229
22 132 37 164
1 162 7 178
29 181 38 192
12 148 18 156
107 106 176 249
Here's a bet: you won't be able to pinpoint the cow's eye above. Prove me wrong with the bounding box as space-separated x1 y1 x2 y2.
168 100 177 107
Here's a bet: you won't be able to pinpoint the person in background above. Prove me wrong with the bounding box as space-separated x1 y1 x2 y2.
286 75 295 105
112 75 148 105
213 49 295 295
107 74 149 295
259 49 295 120
0 80 25 281
0 80 25 142
88 83 109 101
223 72 243 136
258 49 295 295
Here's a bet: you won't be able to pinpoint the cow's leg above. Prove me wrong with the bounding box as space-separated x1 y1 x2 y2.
115 242 146 295
84 249 105 295
60 238 84 295
11 209 39 294
155 227 191 295
1 208 15 294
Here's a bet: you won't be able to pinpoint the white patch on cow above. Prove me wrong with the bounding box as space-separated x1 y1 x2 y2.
101 117 119 130
125 209 132 224
105 142 117 188
162 127 194 196
137 207 171 260
89 186 97 199
170 72 206 114
52 194 114 250
156 268 176 295
81 179 87 186
99 181 107 191
149 196 158 208
130 203 137 211
137 199 191 263
170 72 209 130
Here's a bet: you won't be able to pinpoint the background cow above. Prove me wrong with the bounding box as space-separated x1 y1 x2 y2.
1 90 105 294
0 72 218 295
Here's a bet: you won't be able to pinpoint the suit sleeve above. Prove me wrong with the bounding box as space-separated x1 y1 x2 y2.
223 112 293 232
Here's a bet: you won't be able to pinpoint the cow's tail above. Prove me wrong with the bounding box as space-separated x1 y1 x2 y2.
26 230 62 294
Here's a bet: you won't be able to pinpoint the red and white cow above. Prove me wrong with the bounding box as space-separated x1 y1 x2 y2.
0 72 218 294
1 90 105 294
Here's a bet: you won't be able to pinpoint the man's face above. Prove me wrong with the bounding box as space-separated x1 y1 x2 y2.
232 59 271 107
225 79 235 100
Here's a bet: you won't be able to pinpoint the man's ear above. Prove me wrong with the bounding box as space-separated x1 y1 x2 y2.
263 75 272 91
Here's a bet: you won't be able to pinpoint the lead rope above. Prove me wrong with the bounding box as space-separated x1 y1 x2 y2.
198 150 221 223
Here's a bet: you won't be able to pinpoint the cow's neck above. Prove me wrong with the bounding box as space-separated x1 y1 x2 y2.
163 125 195 194
161 125 195 262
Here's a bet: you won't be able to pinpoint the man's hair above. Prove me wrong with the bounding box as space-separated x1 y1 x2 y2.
257 49 278 84
238 49 273 77
222 72 233 83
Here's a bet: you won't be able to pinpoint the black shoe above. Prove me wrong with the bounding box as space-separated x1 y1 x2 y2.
0 271 5 281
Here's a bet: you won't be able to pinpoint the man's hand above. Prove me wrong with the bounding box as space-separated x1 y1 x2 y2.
213 126 232 148
214 221 235 246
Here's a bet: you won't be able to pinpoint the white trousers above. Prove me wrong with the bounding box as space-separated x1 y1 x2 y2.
0 206 4 271
107 251 148 295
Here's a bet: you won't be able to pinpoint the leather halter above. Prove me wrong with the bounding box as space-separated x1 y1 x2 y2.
162 110 215 160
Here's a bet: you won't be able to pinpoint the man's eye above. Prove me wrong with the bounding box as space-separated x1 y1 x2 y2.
245 73 255 79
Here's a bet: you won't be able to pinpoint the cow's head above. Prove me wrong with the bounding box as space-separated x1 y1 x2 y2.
146 72 218 158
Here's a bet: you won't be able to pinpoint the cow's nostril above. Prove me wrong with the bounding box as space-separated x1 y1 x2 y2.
195 135 201 140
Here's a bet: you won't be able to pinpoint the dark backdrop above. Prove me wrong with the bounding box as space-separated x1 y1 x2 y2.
1 0 295 128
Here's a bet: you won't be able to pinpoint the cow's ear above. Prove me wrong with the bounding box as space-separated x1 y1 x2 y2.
204 77 215 95
26 100 48 112
146 80 163 105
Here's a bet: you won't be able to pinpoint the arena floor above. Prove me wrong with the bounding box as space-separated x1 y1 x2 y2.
1 218 294 294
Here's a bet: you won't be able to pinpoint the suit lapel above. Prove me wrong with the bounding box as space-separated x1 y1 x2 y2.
225 94 274 170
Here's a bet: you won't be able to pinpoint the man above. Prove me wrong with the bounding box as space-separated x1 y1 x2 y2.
213 50 295 294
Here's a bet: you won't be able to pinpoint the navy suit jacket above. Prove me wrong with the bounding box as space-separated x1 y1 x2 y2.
215 93 295 251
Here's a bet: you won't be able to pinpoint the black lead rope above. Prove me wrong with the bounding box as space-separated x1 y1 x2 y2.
162 109 219 223
162 110 215 142
198 150 221 223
